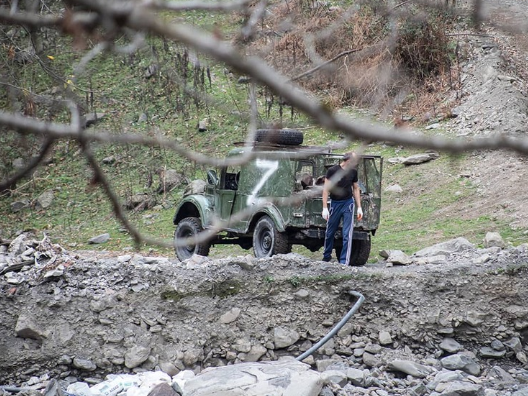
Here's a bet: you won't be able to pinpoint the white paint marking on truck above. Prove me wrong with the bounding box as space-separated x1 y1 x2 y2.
247 159 279 205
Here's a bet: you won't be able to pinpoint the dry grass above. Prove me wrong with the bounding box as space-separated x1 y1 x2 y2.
237 0 460 126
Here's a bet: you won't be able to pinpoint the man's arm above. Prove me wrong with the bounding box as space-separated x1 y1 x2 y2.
353 182 363 220
322 178 330 220
322 178 330 208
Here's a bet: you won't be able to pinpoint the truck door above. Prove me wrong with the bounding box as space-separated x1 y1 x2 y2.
216 166 239 226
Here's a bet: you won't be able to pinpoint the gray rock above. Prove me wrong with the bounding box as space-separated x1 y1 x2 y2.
440 353 481 376
414 237 474 257
117 255 132 263
43 265 64 279
220 307 241 324
480 346 506 358
439 338 463 354
183 180 206 197
159 361 179 377
491 340 506 351
346 368 365 387
431 369 464 386
504 337 522 353
15 314 47 340
484 232 505 248
12 157 25 170
364 343 382 354
516 351 528 365
321 370 348 387
437 381 484 396
125 193 156 211
157 169 183 194
465 310 487 327
183 359 322 396
386 250 412 265
384 184 403 193
488 366 515 384
183 348 203 366
387 359 434 378
379 330 392 345
244 344 267 362
273 326 300 349
11 200 30 213
362 352 381 367
72 357 97 371
146 382 177 396
9 234 28 257
402 152 439 165
102 156 116 164
36 190 54 209
512 387 528 396
88 233 110 244
233 338 252 353
124 346 151 369
316 359 342 372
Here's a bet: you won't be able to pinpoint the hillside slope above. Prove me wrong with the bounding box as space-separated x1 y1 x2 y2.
379 0 528 253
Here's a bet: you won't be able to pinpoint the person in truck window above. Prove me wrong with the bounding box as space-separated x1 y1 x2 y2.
321 152 363 265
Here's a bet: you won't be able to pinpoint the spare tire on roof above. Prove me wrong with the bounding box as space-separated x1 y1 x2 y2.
255 129 304 146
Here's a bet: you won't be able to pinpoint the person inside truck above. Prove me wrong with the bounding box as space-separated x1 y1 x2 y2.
321 152 363 265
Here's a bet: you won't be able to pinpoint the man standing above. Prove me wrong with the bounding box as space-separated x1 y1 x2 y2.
321 152 363 265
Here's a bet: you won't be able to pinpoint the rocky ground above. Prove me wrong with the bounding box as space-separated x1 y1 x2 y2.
1 229 528 395
2 1 528 396
441 0 528 230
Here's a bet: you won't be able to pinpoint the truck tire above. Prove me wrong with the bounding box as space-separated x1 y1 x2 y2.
253 215 291 258
349 237 371 266
174 217 211 261
334 237 371 266
255 129 304 146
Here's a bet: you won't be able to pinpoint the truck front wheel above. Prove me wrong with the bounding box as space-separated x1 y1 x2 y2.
253 216 291 258
174 217 211 261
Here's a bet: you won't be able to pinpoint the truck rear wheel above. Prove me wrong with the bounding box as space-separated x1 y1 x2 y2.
334 237 371 266
174 217 211 261
253 215 291 258
350 237 371 266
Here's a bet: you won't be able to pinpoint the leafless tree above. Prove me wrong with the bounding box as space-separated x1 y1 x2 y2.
0 0 526 250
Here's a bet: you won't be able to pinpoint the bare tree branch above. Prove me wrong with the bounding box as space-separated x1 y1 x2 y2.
0 137 55 192
142 0 253 12
0 9 61 27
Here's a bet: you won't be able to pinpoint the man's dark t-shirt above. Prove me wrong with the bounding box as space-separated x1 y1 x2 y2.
325 164 358 201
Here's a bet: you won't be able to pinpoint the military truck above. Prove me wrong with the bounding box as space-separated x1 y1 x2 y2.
173 129 382 265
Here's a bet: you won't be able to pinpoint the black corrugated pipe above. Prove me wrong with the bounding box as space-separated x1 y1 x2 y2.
296 290 365 361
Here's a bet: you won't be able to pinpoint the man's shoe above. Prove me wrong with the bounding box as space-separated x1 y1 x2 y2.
322 257 331 262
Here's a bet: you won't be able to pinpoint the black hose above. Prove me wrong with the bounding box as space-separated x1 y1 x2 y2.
296 290 365 361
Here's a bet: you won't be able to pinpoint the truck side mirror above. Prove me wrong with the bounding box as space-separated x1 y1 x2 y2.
207 170 218 186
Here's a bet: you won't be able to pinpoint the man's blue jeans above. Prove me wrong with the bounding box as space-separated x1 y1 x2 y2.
322 198 354 265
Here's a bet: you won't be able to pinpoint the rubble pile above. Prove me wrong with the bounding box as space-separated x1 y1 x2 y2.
1 232 528 395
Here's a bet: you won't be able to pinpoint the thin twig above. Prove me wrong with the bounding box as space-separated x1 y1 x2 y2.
290 48 362 82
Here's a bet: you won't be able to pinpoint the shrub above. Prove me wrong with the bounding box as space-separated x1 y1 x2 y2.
395 16 452 79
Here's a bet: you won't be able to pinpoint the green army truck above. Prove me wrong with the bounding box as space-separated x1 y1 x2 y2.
173 129 383 265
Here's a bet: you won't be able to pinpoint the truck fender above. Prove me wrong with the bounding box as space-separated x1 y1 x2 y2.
173 195 212 226
249 205 287 233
